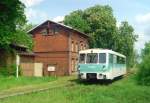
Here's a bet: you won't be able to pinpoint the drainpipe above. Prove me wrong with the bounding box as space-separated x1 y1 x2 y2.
16 54 20 78
68 32 71 75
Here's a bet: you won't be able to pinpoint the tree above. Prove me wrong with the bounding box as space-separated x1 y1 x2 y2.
64 5 137 68
136 41 150 86
64 10 90 33
137 54 150 86
13 23 35 50
141 42 150 59
116 21 137 67
64 5 117 48
0 0 26 50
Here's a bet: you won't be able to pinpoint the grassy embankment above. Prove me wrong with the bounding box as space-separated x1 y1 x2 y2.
0 76 56 91
0 74 150 103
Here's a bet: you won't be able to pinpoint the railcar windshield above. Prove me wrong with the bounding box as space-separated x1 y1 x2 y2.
79 53 106 64
86 53 98 63
79 54 86 63
99 53 106 63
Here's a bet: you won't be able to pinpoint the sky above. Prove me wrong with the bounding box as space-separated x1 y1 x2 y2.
20 0 150 53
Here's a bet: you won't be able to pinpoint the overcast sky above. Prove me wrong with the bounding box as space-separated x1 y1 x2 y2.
20 0 150 53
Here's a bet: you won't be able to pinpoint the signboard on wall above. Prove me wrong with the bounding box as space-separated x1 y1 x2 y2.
47 66 55 71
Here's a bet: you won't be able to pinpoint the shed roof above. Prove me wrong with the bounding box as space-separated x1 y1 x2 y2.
19 52 35 56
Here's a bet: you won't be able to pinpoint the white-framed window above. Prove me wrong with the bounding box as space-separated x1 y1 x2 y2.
80 44 83 50
71 59 75 72
83 44 86 50
75 42 78 52
71 58 78 72
53 26 59 34
71 41 74 51
41 28 48 35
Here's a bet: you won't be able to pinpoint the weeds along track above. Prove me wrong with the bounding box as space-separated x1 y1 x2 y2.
0 78 76 99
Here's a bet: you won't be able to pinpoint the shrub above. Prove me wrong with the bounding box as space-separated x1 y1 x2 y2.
0 64 21 76
0 67 9 76
137 55 150 86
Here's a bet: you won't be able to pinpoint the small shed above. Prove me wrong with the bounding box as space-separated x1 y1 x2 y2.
19 52 43 77
0 44 43 77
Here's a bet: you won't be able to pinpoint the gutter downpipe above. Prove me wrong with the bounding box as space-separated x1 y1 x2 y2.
68 32 72 75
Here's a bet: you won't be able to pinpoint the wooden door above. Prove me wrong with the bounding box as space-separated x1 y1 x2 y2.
34 63 43 77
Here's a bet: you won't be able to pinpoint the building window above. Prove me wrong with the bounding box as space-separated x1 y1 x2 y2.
71 41 74 51
75 42 78 52
53 26 59 34
83 44 86 50
80 44 83 50
71 58 77 72
41 28 49 35
41 26 60 35
75 58 78 71
71 59 75 72
48 28 53 34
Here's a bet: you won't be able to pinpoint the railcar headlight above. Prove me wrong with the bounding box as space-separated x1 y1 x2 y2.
80 73 84 76
77 65 80 71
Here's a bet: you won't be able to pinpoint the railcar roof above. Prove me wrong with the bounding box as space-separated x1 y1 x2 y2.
79 48 126 58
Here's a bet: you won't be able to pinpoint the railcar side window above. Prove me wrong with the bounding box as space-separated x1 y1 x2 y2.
109 54 113 63
86 53 98 63
114 55 117 64
99 53 106 63
121 58 126 64
117 56 126 64
79 54 85 63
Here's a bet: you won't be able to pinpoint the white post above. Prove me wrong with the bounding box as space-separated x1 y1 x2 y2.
16 54 20 78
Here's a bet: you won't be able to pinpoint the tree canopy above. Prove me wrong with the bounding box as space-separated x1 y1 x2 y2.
13 23 35 50
64 5 117 48
116 21 137 67
141 42 150 59
137 42 150 86
64 5 138 68
0 0 32 50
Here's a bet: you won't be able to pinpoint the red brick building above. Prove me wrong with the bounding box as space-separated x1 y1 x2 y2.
28 20 89 76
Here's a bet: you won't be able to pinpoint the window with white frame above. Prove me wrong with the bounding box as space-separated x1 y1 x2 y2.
53 26 59 34
71 41 74 51
75 42 78 52
41 28 48 35
71 59 75 72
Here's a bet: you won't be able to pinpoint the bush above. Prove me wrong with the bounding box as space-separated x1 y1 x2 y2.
137 55 150 86
0 64 21 76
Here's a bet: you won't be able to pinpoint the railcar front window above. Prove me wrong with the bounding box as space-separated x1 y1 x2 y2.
86 53 98 63
79 54 85 63
99 53 106 63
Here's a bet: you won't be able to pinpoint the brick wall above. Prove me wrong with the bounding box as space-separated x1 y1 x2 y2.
31 21 89 76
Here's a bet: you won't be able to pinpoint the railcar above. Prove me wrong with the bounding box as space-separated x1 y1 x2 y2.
77 49 126 80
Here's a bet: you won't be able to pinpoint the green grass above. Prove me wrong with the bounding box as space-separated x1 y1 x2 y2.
0 75 150 103
0 76 56 91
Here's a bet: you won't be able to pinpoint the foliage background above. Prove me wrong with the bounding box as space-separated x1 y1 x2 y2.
64 5 138 68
